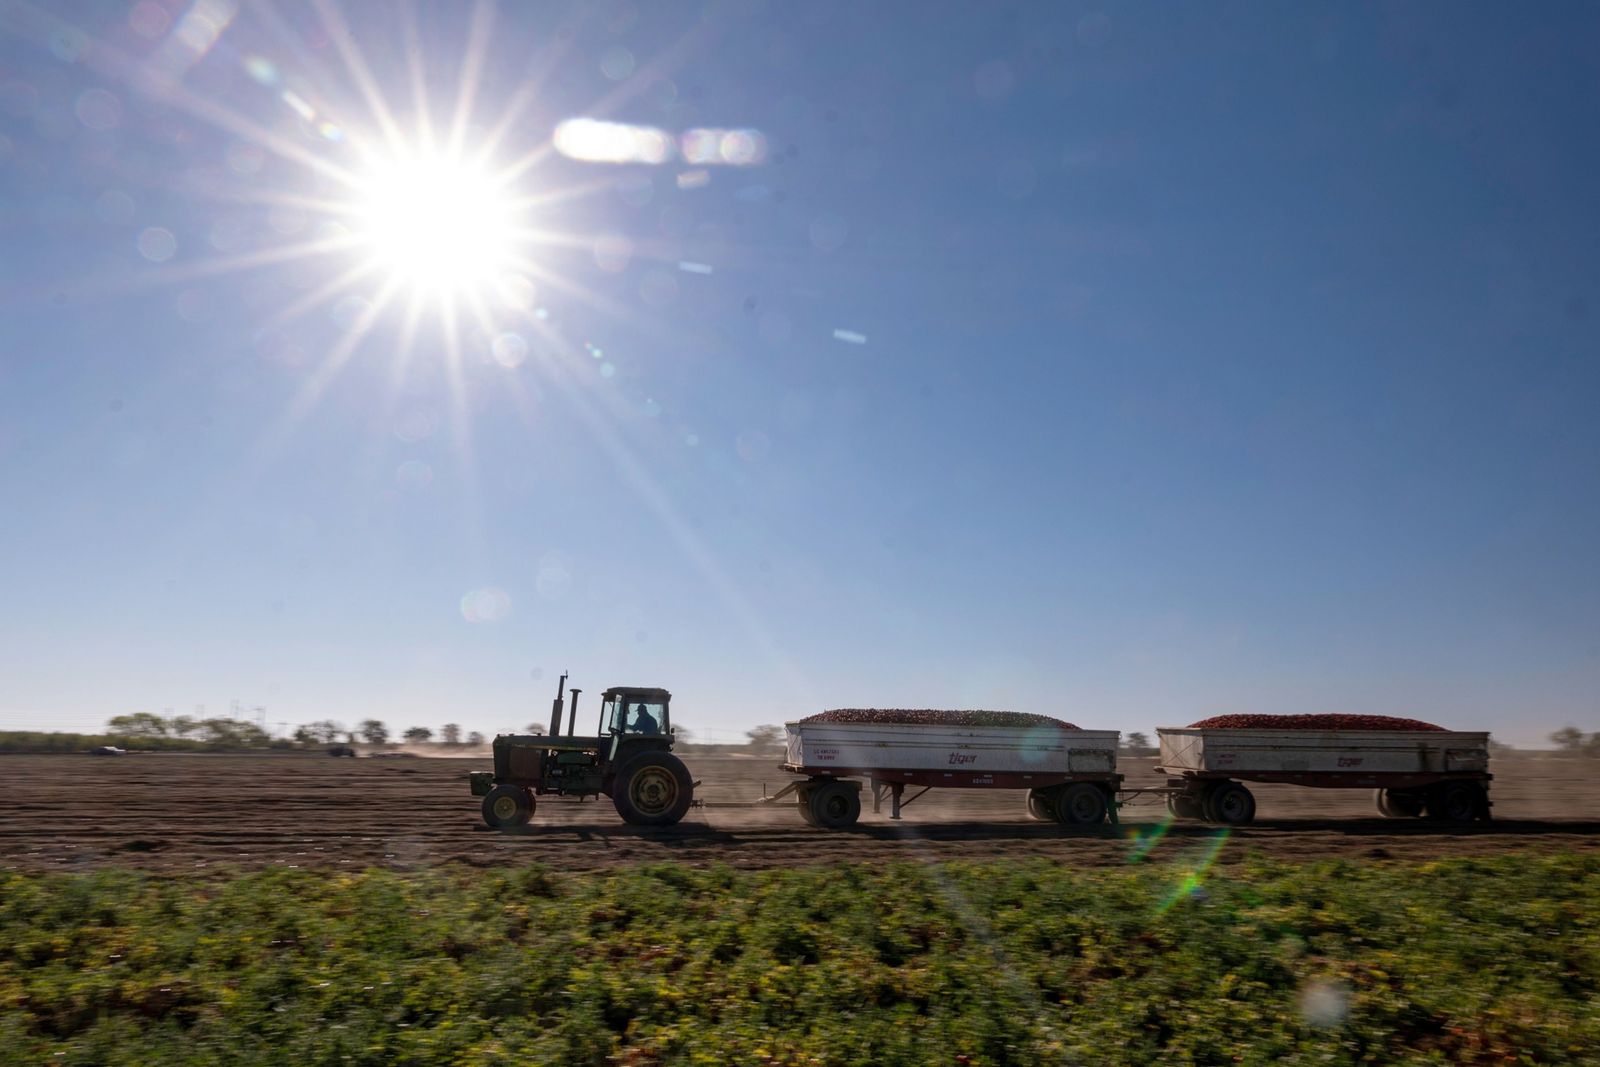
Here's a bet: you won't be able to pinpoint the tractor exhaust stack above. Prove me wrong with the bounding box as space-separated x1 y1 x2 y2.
549 671 568 737
568 689 581 736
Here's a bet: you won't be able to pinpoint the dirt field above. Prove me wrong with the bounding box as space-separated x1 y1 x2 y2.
2 752 1597 873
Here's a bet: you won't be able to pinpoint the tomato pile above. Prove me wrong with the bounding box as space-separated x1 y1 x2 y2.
802 709 1080 729
1187 713 1446 731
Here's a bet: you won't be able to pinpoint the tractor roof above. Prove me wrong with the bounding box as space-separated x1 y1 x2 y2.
603 686 671 700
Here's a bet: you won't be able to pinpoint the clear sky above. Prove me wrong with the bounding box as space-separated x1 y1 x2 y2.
1 2 1596 746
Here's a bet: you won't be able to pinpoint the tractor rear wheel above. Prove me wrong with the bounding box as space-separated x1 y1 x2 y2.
1054 783 1109 825
613 751 694 826
1025 788 1055 822
482 785 533 830
807 780 861 830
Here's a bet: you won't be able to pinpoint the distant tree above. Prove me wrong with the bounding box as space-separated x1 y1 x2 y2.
292 725 316 745
524 723 547 736
196 718 271 748
466 731 485 746
358 719 390 746
1551 726 1586 753
746 724 784 752
673 725 693 744
106 712 170 739
403 726 433 743
307 720 345 744
442 723 462 745
1124 731 1151 752
168 715 198 738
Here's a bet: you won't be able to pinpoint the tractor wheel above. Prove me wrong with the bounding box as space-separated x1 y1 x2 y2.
1207 781 1256 826
1054 783 1109 825
1167 793 1205 820
807 780 861 830
482 785 533 830
1025 788 1056 822
613 751 694 826
1425 781 1484 823
1375 789 1426 818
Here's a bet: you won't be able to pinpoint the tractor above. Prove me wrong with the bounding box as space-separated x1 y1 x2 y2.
469 674 695 829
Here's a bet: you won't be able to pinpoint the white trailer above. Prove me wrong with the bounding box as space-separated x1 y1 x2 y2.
767 720 1122 829
1152 727 1493 825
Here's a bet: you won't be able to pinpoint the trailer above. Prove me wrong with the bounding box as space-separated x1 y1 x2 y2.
1152 726 1493 825
762 718 1123 829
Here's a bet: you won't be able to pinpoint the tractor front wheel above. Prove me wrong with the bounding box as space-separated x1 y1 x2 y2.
482 785 534 830
613 752 694 826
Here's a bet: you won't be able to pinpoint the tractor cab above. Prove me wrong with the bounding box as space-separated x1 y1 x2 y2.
603 687 671 737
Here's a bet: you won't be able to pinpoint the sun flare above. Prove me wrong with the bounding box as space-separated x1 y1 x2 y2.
348 148 523 302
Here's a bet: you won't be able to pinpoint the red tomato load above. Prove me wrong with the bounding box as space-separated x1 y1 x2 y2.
1187 713 1445 731
801 708 1080 729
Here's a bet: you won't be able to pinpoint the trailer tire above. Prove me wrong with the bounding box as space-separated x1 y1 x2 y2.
795 785 819 826
1167 794 1204 820
808 780 861 830
1376 789 1426 818
1025 788 1055 822
482 785 533 830
1054 783 1109 825
1207 782 1256 826
1425 781 1483 824
613 752 694 826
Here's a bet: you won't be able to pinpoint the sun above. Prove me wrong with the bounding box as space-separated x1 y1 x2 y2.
348 147 524 303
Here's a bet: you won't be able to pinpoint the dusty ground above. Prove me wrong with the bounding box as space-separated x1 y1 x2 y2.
2 752 1597 873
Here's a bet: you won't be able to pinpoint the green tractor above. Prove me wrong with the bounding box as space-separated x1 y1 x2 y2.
469 674 695 830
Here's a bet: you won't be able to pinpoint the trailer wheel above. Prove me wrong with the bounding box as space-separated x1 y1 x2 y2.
482 785 533 830
1207 782 1256 826
1425 781 1483 823
808 780 861 830
1054 783 1109 825
1375 789 1425 818
795 785 819 826
1167 794 1204 820
1025 788 1055 822
613 752 694 826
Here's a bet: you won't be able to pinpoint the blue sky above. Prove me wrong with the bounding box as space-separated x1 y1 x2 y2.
1 2 1596 745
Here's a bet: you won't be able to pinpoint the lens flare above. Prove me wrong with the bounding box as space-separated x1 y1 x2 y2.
1155 830 1231 914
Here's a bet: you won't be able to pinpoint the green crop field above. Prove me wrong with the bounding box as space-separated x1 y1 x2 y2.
2 853 1597 1065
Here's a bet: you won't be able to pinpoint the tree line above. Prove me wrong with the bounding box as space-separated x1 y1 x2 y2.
100 712 492 749
1550 726 1600 756
1 716 803 755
